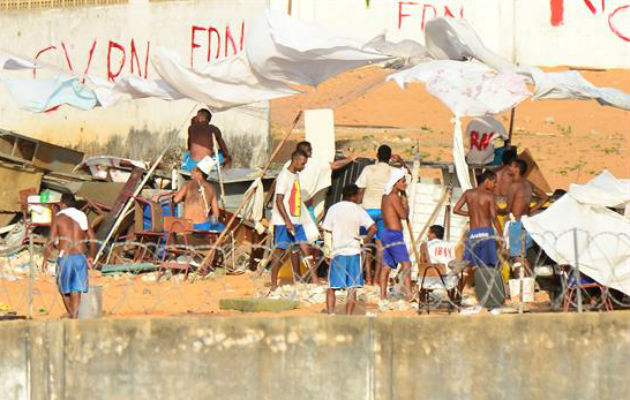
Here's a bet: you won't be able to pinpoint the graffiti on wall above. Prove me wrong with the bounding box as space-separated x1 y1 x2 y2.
31 21 246 82
397 1 464 30
550 0 628 42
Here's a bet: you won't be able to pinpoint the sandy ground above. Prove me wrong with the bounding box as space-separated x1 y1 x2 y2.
0 250 556 320
271 66 630 189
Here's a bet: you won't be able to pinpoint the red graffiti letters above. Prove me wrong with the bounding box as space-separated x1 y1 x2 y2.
190 21 245 68
397 1 464 31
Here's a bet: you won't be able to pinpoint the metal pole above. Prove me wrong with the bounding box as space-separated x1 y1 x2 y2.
28 234 34 319
213 135 227 210
507 107 516 147
573 228 583 313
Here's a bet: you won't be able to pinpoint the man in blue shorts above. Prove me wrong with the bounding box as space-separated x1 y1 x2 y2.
321 184 376 314
380 168 413 300
181 108 232 172
43 193 96 319
454 170 503 268
270 150 320 290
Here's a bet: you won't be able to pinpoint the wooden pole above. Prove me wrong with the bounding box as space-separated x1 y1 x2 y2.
413 190 448 248
405 219 422 269
507 107 516 147
199 110 304 270
212 135 227 211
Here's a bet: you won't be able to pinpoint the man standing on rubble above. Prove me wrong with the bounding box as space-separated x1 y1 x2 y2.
270 150 321 291
181 108 232 172
173 156 224 231
501 159 549 268
43 193 96 319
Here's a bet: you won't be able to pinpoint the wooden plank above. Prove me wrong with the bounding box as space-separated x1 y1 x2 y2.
95 167 144 241
0 163 42 212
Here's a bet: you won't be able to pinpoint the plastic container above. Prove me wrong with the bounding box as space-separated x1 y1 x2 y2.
509 278 535 303
78 285 103 319
28 195 52 224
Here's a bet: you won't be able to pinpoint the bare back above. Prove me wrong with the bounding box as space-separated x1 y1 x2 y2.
507 179 533 221
188 124 221 161
180 180 219 224
381 192 408 231
494 166 513 196
52 215 88 255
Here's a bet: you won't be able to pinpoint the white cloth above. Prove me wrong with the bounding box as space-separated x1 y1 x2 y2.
270 168 302 226
364 33 431 67
424 18 515 73
89 75 183 108
568 170 630 209
0 53 37 70
321 201 375 256
387 60 530 117
57 207 89 231
246 10 390 86
426 239 456 265
151 47 299 111
384 168 407 195
518 66 630 111
196 156 217 175
465 116 508 165
522 171 630 296
1 75 98 113
355 162 395 210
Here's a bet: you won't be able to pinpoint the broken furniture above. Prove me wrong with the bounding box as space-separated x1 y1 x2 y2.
417 262 463 314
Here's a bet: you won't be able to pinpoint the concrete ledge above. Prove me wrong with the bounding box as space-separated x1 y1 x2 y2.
0 312 628 400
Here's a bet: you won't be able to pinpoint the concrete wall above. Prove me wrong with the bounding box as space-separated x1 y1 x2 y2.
1 312 628 400
270 0 630 69
0 0 272 166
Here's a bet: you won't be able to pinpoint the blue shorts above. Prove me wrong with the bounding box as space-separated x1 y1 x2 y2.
193 220 226 232
57 254 89 295
381 228 410 269
464 227 498 267
274 224 307 250
180 151 224 172
329 254 363 289
360 208 384 241
508 221 532 258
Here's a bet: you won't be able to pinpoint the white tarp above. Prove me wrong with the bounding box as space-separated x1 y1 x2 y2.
1 75 98 112
89 75 184 108
364 33 431 67
151 47 299 111
387 60 530 190
246 10 390 86
0 53 37 70
523 171 630 295
518 66 630 111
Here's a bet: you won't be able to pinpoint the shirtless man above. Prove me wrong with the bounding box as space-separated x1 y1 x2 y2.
379 168 413 300
454 170 502 268
181 109 232 172
174 156 223 231
501 158 549 263
43 193 96 319
493 148 517 197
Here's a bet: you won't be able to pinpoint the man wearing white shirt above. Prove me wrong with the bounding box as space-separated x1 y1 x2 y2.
321 184 376 314
270 150 320 290
420 225 456 265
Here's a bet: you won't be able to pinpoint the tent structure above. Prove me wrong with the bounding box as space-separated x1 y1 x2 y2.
523 171 630 296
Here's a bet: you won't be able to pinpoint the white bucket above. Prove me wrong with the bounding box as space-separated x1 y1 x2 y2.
509 278 535 303
78 285 103 319
27 195 51 224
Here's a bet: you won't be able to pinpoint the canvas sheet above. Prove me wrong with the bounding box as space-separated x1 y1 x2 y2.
522 185 630 296
246 10 390 86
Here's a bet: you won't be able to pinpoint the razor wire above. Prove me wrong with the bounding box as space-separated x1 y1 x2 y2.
0 228 628 319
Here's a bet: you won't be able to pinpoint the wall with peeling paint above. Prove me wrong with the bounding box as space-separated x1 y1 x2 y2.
0 313 628 399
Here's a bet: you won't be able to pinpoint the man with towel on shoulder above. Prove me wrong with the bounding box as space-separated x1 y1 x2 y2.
380 168 413 300
43 193 96 319
174 156 224 232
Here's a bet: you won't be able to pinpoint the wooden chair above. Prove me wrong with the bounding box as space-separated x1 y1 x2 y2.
157 217 195 280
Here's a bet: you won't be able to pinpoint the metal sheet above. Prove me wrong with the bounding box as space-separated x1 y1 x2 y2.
0 162 42 212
